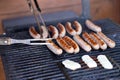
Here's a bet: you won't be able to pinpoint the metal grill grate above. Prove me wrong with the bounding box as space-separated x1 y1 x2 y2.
0 18 120 80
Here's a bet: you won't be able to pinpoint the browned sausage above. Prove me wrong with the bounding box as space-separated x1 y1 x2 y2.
56 37 74 53
90 32 107 50
57 23 66 37
85 20 102 32
46 40 63 55
73 35 92 52
63 36 80 53
41 26 49 38
48 25 59 39
65 22 76 36
82 32 99 50
73 21 82 35
29 26 41 39
97 32 116 48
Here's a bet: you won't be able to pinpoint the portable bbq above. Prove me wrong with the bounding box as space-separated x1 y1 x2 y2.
0 0 120 80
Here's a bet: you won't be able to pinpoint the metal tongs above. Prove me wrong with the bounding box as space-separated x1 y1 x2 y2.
26 0 48 37
0 0 51 46
0 37 52 45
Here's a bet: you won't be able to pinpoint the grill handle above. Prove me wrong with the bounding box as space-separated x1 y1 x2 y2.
0 37 11 45
0 37 31 45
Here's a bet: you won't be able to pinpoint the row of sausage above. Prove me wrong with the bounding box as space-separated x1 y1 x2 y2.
29 20 116 55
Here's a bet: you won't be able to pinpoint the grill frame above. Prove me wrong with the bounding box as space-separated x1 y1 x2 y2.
1 0 120 79
1 17 120 80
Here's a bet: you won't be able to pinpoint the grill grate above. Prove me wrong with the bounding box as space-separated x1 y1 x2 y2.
0 18 120 80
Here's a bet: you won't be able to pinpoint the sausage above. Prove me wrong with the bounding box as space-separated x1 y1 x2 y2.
73 21 82 35
46 40 63 55
57 23 66 37
41 26 49 38
85 20 102 32
48 25 59 39
97 32 116 48
65 22 76 36
29 26 41 39
56 37 74 53
73 35 92 52
63 36 80 53
82 32 99 50
90 32 107 50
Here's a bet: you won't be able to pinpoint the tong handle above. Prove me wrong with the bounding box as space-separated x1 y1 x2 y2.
0 37 11 45
34 0 41 12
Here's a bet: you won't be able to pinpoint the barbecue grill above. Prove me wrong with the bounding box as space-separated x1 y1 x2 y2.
0 0 120 80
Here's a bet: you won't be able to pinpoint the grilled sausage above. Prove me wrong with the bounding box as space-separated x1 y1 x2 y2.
73 35 92 52
56 37 74 53
57 23 66 37
82 32 99 50
90 32 107 50
97 32 116 48
85 20 102 32
63 36 80 53
48 25 59 39
65 22 76 36
29 26 41 39
41 26 49 38
73 21 82 35
46 40 63 55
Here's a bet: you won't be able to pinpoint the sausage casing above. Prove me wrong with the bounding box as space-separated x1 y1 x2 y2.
85 20 102 32
97 32 116 48
73 35 92 52
82 32 99 50
46 40 63 55
48 25 59 39
57 23 66 37
73 21 82 35
65 22 76 36
90 32 107 50
41 26 49 38
29 26 41 39
63 36 80 53
56 37 74 53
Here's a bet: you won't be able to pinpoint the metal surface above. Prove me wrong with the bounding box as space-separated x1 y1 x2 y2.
33 0 46 27
1 18 120 80
0 37 52 45
26 0 43 36
1 0 120 79
33 0 50 38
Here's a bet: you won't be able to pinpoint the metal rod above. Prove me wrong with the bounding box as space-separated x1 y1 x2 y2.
26 0 42 37
34 0 41 12
33 0 51 38
10 38 52 45
29 38 53 41
38 13 46 27
30 43 50 45
33 0 46 26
